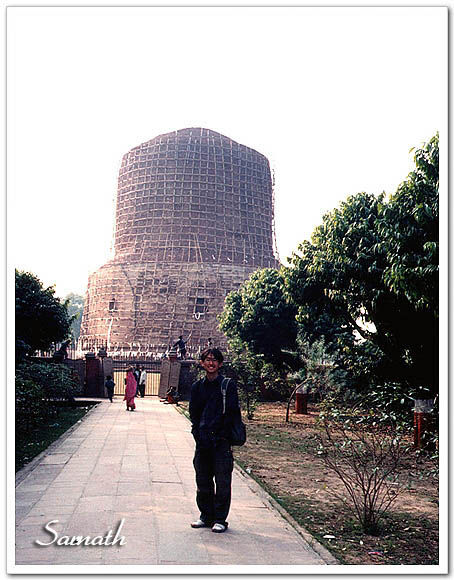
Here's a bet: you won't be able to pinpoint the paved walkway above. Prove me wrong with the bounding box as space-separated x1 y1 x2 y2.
15 398 334 568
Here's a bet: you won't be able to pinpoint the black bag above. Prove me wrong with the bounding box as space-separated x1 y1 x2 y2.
221 378 246 446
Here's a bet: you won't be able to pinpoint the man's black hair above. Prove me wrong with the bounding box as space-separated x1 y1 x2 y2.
200 347 224 363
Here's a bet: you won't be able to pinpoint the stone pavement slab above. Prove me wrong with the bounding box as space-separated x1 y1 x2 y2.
14 398 336 568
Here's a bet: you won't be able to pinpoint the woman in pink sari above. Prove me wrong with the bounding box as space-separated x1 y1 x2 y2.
124 367 136 411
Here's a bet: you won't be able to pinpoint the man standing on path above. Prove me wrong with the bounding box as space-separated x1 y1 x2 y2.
133 365 141 396
189 348 239 533
138 367 146 398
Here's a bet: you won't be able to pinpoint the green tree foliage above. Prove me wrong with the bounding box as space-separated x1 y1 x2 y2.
64 293 85 341
379 133 439 311
285 135 439 399
285 192 393 390
377 134 439 398
219 268 299 373
15 270 73 358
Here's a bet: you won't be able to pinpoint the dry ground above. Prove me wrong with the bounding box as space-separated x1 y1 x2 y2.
232 402 439 565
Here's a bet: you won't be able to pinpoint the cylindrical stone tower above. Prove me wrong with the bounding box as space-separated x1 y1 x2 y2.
79 127 279 354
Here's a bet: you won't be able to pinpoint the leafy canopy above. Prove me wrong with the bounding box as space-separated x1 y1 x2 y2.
378 133 439 312
15 270 73 357
219 268 299 373
284 134 439 397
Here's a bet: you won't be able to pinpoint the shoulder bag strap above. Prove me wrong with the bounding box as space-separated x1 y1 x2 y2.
220 378 231 415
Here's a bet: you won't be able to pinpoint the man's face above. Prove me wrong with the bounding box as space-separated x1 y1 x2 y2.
200 355 222 376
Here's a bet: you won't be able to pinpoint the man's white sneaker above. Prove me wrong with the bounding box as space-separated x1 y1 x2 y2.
211 523 227 533
191 519 211 528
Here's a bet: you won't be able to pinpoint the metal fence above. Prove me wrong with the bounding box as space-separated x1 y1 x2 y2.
36 340 218 362
112 360 162 396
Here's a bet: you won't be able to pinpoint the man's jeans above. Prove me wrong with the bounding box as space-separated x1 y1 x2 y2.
193 439 233 526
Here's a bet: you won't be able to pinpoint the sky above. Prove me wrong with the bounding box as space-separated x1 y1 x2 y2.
8 6 447 298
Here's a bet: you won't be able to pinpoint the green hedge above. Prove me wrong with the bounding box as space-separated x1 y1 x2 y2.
16 360 82 433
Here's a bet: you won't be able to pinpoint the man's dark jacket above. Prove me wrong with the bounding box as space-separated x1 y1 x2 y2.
189 374 239 448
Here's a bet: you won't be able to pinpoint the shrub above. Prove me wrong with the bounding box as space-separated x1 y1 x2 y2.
15 361 81 433
16 361 81 401
15 377 49 432
317 409 408 535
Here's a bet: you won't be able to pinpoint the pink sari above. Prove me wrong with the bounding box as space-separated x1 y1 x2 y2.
124 371 136 409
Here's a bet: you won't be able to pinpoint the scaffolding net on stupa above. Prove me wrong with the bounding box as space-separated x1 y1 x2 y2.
79 127 280 357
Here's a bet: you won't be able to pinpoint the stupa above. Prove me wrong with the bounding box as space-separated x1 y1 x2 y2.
79 127 279 354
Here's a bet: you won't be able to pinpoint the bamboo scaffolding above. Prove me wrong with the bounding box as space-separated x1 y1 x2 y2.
80 128 279 352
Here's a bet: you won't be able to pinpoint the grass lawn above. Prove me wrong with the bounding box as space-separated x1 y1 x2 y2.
178 400 438 566
15 405 95 472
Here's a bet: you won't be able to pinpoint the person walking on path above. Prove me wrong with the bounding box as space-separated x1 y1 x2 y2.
105 375 115 402
124 366 136 411
138 367 146 398
189 348 239 534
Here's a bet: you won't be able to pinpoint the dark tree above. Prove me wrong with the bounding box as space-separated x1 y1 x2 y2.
219 268 299 373
284 134 439 399
15 270 72 358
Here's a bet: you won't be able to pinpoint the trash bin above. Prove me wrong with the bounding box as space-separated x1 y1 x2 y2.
413 398 435 449
295 385 308 414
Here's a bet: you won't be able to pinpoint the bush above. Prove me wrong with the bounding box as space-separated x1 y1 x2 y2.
317 409 409 535
15 361 81 433
16 377 49 432
16 361 80 400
